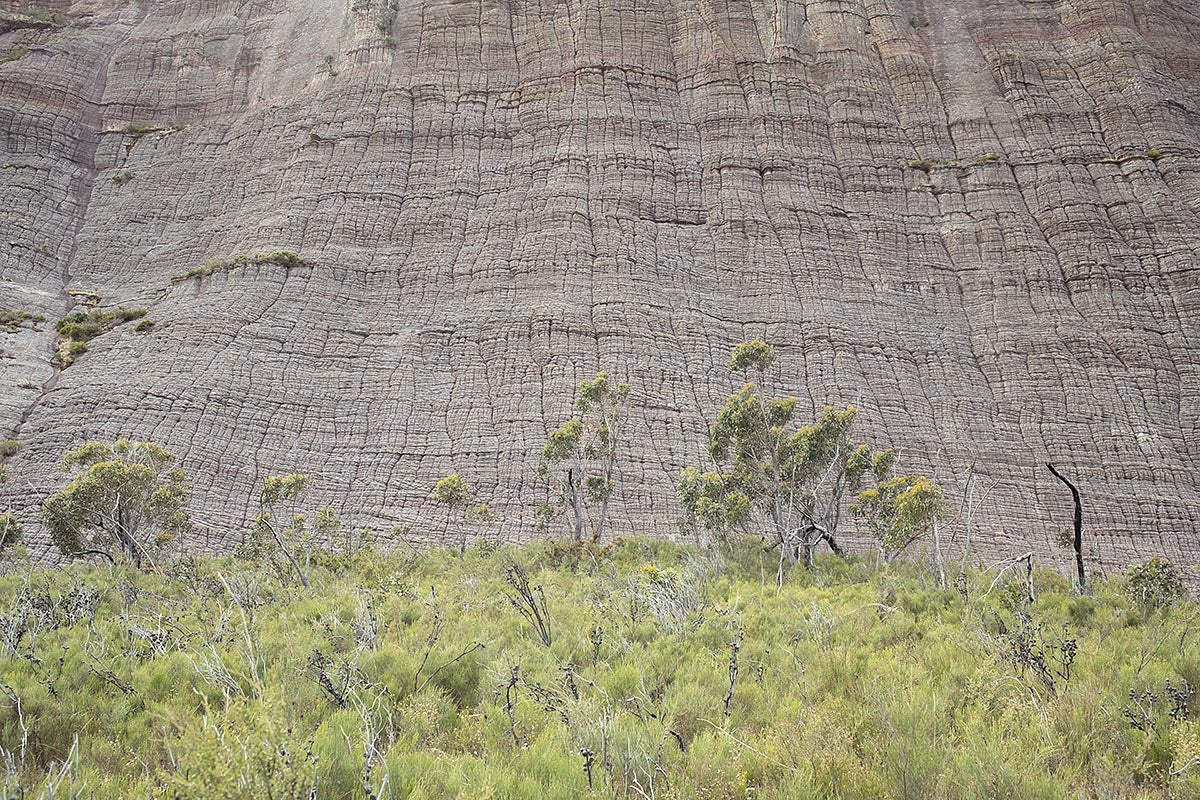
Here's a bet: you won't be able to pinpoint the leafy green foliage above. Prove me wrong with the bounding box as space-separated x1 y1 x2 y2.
432 473 472 508
41 440 188 564
683 342 946 569
1125 557 1186 612
537 372 630 542
172 251 305 282
851 474 948 557
0 540 1194 798
53 307 146 367
727 339 775 372
681 342 898 564
0 440 20 458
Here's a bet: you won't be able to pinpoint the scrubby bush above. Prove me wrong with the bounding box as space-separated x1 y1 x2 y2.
53 307 146 366
171 250 306 282
1125 557 1186 611
0 541 1194 798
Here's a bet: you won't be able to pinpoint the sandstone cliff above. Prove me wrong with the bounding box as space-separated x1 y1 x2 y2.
1 0 1197 570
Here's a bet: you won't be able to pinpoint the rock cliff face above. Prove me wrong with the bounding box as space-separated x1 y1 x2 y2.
1 0 1198 568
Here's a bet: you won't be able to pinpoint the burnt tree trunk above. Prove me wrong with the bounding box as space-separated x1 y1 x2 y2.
1046 463 1085 591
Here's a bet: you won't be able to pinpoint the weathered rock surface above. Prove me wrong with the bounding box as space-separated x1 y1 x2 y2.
0 0 1197 570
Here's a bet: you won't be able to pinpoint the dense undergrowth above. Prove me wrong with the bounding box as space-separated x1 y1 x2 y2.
0 538 1197 799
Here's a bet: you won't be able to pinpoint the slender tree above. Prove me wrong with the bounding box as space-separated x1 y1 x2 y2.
537 371 630 542
43 440 189 566
433 473 474 554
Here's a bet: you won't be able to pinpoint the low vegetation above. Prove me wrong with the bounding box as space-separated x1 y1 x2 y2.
0 310 46 333
171 250 306 283
0 540 1196 798
53 308 146 367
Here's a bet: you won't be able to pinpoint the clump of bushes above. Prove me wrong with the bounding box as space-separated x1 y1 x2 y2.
110 170 136 185
1125 556 1185 611
0 538 1194 798
53 307 146 366
0 439 20 457
0 44 28 65
171 250 306 283
0 309 46 333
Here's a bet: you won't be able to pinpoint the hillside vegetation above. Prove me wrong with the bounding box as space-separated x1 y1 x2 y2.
0 538 1197 799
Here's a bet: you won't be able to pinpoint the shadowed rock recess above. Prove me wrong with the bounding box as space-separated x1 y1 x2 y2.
0 0 1197 569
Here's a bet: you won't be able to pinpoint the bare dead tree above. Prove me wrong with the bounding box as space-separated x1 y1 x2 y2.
1046 463 1085 591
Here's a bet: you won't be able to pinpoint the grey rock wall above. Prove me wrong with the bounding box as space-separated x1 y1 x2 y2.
0 0 1197 571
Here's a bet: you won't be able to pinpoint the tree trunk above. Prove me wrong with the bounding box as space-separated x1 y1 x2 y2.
1046 463 1085 591
566 469 585 543
932 517 946 589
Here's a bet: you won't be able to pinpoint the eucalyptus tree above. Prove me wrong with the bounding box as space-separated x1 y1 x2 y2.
537 371 630 542
678 340 941 569
43 439 189 565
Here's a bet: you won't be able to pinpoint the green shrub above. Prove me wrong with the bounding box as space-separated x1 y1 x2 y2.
110 170 136 185
1125 557 1185 611
172 251 306 282
0 309 46 332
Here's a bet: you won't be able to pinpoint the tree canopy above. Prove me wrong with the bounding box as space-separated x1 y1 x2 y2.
42 439 189 565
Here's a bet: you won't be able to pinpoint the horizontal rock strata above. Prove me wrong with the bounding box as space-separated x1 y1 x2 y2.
0 0 1197 572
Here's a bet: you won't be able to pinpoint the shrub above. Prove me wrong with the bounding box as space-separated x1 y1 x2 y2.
1125 557 1185 611
1147 148 1162 160
110 170 135 185
172 251 306 282
0 310 46 333
53 307 146 366
0 439 20 457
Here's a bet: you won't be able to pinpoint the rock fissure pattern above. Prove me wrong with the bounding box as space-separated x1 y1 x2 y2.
0 0 1197 569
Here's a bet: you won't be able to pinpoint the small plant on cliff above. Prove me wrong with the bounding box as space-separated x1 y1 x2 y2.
0 309 46 333
172 251 305 282
42 440 189 565
536 371 630 543
53 307 146 366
